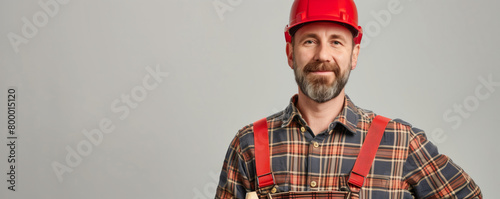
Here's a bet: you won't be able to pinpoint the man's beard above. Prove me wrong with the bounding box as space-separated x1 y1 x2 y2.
294 58 352 103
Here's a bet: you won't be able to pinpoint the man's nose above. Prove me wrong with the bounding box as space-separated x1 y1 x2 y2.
314 42 332 63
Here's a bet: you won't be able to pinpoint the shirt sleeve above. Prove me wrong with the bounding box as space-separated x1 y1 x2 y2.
215 135 252 199
403 127 482 199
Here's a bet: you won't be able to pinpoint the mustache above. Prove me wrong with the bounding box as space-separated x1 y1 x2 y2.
303 61 340 75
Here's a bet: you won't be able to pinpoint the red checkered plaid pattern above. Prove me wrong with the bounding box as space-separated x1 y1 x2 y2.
216 95 482 199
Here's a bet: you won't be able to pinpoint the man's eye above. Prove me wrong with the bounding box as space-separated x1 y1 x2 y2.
304 40 314 44
333 41 341 45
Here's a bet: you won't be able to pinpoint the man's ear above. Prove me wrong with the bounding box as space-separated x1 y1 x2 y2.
351 43 360 70
286 42 294 69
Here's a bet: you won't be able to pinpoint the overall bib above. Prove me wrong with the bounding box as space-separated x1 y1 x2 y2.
247 116 391 199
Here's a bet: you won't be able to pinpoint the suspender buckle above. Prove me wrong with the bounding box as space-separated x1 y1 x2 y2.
345 191 351 199
340 186 352 199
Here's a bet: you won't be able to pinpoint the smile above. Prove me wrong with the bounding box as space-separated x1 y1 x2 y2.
309 71 334 75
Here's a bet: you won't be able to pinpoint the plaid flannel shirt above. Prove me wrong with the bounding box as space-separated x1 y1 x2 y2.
216 95 482 198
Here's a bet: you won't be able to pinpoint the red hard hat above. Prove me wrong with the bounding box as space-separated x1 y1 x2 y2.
284 0 363 45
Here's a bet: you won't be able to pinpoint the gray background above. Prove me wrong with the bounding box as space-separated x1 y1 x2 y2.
1 0 498 198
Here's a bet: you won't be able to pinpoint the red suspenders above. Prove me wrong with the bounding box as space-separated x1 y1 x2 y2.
253 118 274 188
348 115 391 189
253 115 391 190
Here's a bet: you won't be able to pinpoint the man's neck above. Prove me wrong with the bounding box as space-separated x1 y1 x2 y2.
296 90 345 135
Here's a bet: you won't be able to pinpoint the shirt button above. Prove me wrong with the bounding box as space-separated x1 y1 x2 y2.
300 127 306 133
312 142 319 148
310 181 317 187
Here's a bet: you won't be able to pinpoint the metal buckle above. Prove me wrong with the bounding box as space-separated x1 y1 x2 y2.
340 186 352 199
345 191 351 199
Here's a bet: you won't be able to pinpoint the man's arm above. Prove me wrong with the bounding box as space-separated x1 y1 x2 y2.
403 127 482 198
215 135 252 199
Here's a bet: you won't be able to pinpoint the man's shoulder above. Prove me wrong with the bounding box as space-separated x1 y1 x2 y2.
356 105 422 137
391 118 413 128
236 111 285 136
380 115 425 138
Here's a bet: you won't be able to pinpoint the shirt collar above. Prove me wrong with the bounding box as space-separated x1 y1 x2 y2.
280 94 360 134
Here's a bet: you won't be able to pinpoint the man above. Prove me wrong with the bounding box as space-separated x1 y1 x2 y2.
216 0 482 198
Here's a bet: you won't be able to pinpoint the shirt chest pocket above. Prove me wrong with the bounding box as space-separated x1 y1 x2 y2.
358 175 390 198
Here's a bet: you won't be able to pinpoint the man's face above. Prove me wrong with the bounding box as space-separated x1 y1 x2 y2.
287 22 360 103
